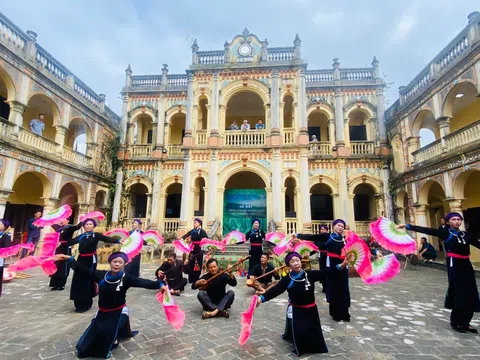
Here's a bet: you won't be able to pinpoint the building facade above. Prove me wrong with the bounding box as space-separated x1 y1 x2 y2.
116 28 391 237
386 12 480 261
0 12 120 242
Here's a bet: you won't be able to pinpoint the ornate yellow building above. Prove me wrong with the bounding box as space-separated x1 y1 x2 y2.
116 28 391 237
0 12 120 242
387 12 480 261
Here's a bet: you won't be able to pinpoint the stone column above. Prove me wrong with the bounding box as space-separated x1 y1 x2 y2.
7 101 26 137
54 125 68 156
38 198 58 248
299 150 311 230
338 160 348 220
376 87 387 145
381 164 393 220
394 207 406 224
347 194 355 230
150 165 161 228
406 136 420 166
437 116 451 152
210 73 219 132
414 204 428 243
0 190 11 218
334 89 345 146
272 149 282 226
183 74 194 148
120 95 129 145
297 69 309 145
156 96 166 148
1 158 18 190
111 168 124 224
206 150 218 225
271 71 280 131
328 118 335 145
179 150 192 233
146 193 152 224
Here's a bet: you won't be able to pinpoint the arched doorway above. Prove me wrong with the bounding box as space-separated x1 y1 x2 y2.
198 97 208 130
225 92 265 130
58 183 80 223
65 118 91 154
283 95 294 129
348 109 371 142
133 113 154 145
307 110 329 142
310 183 334 221
4 172 50 243
194 177 205 217
223 171 267 235
165 183 182 218
0 67 14 121
285 177 297 218
418 180 447 250
353 184 377 221
23 94 59 142
167 113 185 157
94 190 107 211
128 183 148 218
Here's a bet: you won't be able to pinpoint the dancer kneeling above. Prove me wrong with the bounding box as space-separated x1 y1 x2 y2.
57 252 165 359
256 251 350 357
156 252 188 295
248 252 280 294
192 258 237 319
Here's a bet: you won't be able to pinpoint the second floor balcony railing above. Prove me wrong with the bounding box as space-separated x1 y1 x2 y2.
309 142 332 156
0 117 11 137
163 219 180 233
128 144 152 158
412 139 442 164
167 144 183 158
284 128 295 145
224 130 266 147
444 119 480 151
351 141 374 155
196 130 208 146
18 128 57 153
62 146 91 168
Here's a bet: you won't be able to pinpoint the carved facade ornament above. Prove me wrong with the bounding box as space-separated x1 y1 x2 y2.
318 175 323 183
174 175 179 183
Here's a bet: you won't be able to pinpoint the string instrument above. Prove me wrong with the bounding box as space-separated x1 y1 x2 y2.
196 256 250 291
246 265 288 287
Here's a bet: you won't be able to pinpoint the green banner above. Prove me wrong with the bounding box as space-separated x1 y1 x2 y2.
223 189 267 236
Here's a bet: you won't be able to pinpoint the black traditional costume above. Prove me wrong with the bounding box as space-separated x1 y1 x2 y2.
406 214 480 332
182 223 208 283
156 259 187 291
50 222 82 290
192 272 237 313
248 262 280 291
69 230 120 311
260 257 328 356
245 220 266 273
67 254 163 359
124 227 146 278
296 230 329 292
0 223 12 298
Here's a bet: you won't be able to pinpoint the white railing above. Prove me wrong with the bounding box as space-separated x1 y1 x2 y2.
284 129 295 145
355 221 370 238
18 128 57 153
0 16 26 50
167 75 188 87
285 219 298 234
128 144 152 158
268 47 295 62
0 118 11 137
62 146 91 167
36 47 68 83
167 144 183 158
436 34 469 70
309 142 331 155
74 79 100 107
198 51 224 65
403 69 430 101
224 130 266 147
445 119 480 150
351 141 374 155
412 139 442 164
163 219 180 233
312 221 333 234
131 75 162 88
123 218 147 230
196 131 207 146
305 70 334 82
340 69 373 81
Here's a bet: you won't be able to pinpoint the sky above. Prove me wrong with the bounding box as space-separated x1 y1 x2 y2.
1 0 478 114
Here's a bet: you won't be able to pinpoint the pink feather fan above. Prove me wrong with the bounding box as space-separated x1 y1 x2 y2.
370 217 416 255
157 287 185 330
0 243 35 258
238 295 259 345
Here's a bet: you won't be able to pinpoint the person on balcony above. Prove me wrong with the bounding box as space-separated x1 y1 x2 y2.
29 113 45 136
246 219 266 273
418 237 437 262
310 135 319 154
183 218 208 283
241 120 251 131
125 219 147 278
255 119 265 129
20 211 44 258
397 212 480 334
229 120 239 130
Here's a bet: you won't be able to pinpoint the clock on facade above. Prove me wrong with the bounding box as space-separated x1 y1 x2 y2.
238 43 252 56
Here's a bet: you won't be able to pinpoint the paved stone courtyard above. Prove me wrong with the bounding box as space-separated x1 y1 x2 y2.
0 263 479 360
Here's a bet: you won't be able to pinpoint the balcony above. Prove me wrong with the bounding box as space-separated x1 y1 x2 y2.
351 141 374 155
62 147 91 168
355 221 370 238
123 218 146 230
412 139 442 164
196 130 208 146
163 219 180 233
167 145 183 158
309 142 332 156
284 219 299 234
224 130 266 147
444 119 480 151
312 220 333 234
128 144 152 159
0 117 11 137
18 128 57 153
283 129 295 145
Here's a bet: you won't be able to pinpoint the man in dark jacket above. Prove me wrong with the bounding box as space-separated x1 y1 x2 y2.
21 211 44 258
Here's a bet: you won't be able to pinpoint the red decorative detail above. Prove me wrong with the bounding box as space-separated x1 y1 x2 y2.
177 105 182 113
288 169 293 177
174 175 179 183
141 106 146 113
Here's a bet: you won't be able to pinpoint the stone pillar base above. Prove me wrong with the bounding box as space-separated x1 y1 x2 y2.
270 132 282 146
336 146 351 157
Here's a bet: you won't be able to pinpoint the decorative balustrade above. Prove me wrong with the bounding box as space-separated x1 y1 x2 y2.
198 51 224 65
403 69 430 101
285 219 298 234
312 221 333 234
0 117 11 137
18 128 57 153
309 141 331 155
355 221 370 238
267 47 295 62
36 46 68 83
163 219 180 233
284 129 295 145
436 34 469 71
412 139 442 164
196 131 207 146
444 119 480 150
351 141 374 155
305 70 334 82
167 144 183 158
62 146 91 167
0 15 26 50
128 144 152 158
131 75 162 88
74 79 100 107
340 69 373 81
167 75 188 87
224 130 266 147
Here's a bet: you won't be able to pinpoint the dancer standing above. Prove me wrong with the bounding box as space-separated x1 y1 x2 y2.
57 252 165 359
125 219 146 277
182 218 208 283
246 219 266 273
69 218 122 312
256 251 350 357
0 219 12 297
50 219 82 291
398 212 480 333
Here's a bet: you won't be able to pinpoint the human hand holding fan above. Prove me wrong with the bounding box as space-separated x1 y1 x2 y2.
33 205 72 227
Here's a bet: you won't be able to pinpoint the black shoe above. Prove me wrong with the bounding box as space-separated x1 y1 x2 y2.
467 326 478 334
51 287 59 291
451 324 467 333
332 317 341 322
75 308 89 313
57 287 65 291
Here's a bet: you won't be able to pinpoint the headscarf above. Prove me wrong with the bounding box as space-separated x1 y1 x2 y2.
108 251 129 263
445 212 463 222
83 218 97 227
285 251 301 265
0 219 10 229
133 218 142 225
252 219 261 225
332 219 346 227
194 218 203 226
319 224 328 231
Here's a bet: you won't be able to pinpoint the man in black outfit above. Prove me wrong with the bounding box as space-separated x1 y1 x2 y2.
192 258 237 319
248 252 280 294
156 252 187 295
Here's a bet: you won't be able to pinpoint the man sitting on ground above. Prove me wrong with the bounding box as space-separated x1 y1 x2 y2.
156 252 188 295
248 252 280 294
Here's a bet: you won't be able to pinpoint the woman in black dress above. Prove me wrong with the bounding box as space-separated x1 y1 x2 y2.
0 219 12 297
246 219 266 273
398 212 480 333
57 251 165 359
183 218 208 283
69 218 123 312
257 251 350 357
124 219 146 277
50 218 83 291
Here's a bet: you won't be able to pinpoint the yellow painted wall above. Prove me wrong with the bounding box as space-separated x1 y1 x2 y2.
169 115 186 144
8 173 45 205
307 112 329 141
22 108 56 142
461 171 480 262
450 98 480 133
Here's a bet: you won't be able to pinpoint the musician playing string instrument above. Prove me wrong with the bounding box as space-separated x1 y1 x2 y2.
248 252 280 295
192 258 237 319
